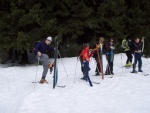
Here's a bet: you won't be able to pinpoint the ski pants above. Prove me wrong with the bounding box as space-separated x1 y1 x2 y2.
79 58 85 75
105 54 114 74
125 50 133 64
82 60 90 78
133 53 142 70
37 54 52 77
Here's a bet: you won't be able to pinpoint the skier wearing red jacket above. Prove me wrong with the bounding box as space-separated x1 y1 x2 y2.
79 45 93 80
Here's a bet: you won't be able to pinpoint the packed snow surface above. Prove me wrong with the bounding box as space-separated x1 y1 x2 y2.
0 53 150 113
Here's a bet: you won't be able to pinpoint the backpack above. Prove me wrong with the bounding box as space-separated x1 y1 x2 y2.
121 39 128 52
33 41 41 54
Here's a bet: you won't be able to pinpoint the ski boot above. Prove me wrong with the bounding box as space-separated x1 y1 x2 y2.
131 70 137 73
81 75 88 81
48 63 54 74
94 72 100 76
128 62 133 67
138 68 143 72
39 79 48 84
125 63 129 67
111 72 114 75
39 76 48 84
105 72 111 75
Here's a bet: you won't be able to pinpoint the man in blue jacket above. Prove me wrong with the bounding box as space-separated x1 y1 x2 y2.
131 37 144 73
35 36 54 83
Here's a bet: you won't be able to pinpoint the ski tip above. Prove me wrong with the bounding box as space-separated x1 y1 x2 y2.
32 81 39 83
143 74 149 76
57 85 66 88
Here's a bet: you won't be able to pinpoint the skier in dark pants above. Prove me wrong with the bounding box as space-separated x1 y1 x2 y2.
93 49 101 75
105 37 115 75
35 36 54 83
121 36 133 67
93 37 105 76
131 37 144 73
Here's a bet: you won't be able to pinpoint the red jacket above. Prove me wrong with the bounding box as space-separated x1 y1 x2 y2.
80 46 93 62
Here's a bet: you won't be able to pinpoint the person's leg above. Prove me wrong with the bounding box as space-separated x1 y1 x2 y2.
109 53 114 74
85 61 93 86
81 61 86 79
110 61 114 74
138 53 143 72
132 53 138 73
129 51 133 63
40 54 53 67
39 54 52 83
95 61 100 75
39 61 49 83
42 61 49 77
105 55 111 75
80 59 84 75
128 51 133 66
125 51 130 65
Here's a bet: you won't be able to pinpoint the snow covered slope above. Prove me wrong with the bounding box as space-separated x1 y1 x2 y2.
0 53 150 113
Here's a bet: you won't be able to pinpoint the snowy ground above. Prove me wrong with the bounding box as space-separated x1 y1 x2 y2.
0 53 150 113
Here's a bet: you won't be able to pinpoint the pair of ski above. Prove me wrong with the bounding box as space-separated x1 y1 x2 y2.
32 81 66 88
53 36 66 88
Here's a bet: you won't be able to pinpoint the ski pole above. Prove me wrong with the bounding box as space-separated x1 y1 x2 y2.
34 56 40 89
75 58 79 75
74 58 79 83
121 52 124 76
142 37 145 53
58 50 68 77
133 52 137 73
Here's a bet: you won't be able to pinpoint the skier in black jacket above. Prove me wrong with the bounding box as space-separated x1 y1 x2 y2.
131 37 144 73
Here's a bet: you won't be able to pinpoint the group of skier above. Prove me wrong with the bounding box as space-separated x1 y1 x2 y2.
79 37 115 80
34 36 145 84
121 36 144 73
78 36 145 80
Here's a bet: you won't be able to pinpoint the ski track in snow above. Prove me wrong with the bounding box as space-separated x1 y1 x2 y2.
0 54 150 113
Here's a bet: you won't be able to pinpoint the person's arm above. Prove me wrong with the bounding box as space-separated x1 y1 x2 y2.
48 46 55 52
35 42 42 56
110 43 115 50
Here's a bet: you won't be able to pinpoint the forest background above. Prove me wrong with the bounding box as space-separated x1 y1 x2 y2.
0 0 150 63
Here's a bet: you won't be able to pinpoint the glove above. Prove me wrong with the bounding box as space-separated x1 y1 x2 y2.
110 46 115 50
137 50 141 53
48 63 54 74
81 63 84 67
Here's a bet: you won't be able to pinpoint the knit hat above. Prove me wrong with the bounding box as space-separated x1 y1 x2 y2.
47 36 52 41
126 35 132 40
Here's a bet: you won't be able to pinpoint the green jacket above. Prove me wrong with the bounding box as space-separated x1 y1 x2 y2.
121 39 130 51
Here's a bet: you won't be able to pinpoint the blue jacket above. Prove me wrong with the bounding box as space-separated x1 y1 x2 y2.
35 41 54 54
